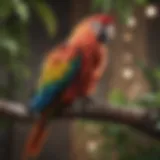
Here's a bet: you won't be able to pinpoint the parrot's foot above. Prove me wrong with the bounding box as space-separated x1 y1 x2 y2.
80 96 95 112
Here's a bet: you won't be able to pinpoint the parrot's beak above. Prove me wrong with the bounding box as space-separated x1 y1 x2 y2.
97 24 116 43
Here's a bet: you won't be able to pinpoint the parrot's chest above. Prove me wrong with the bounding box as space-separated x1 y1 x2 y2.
61 47 100 103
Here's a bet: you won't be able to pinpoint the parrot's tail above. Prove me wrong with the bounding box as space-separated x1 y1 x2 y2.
21 113 51 160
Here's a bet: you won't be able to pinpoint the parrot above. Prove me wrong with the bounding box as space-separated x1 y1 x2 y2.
21 14 115 160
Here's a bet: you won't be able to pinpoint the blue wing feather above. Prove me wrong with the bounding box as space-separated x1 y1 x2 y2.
30 53 82 112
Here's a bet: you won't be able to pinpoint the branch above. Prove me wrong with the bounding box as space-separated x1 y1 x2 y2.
0 99 160 140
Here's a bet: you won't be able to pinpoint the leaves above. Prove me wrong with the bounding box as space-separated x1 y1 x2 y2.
0 0 56 98
0 36 19 55
29 0 57 37
106 60 160 159
114 0 134 23
12 0 30 23
92 0 104 10
108 89 128 105
0 0 56 145
91 0 147 23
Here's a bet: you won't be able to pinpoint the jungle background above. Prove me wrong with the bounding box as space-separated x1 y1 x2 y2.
0 0 160 160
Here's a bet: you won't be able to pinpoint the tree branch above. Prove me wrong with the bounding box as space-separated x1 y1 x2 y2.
0 99 160 140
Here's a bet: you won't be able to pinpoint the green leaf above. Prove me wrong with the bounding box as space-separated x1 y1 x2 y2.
108 89 128 105
91 0 147 23
92 0 104 10
29 0 57 37
12 0 30 22
0 36 19 55
135 0 148 5
115 0 133 23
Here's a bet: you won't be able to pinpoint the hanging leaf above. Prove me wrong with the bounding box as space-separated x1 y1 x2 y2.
0 36 19 55
12 0 30 23
29 0 57 37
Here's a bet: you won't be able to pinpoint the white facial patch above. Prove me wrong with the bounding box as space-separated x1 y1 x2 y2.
91 22 103 35
105 24 116 40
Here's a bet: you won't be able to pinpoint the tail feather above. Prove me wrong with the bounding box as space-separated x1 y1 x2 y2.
22 114 51 160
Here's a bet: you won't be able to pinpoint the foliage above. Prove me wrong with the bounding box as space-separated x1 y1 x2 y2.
0 0 57 98
108 89 128 106
0 0 56 135
92 0 148 22
0 0 56 158
81 61 160 160
101 62 160 160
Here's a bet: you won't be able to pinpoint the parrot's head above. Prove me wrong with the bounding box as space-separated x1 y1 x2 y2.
89 14 115 43
68 14 115 45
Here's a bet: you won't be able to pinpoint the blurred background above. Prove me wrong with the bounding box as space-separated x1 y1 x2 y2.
0 0 160 159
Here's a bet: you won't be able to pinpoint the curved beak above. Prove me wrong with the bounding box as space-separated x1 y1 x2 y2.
97 24 116 43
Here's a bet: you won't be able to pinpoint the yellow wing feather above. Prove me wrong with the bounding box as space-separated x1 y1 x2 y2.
37 46 75 88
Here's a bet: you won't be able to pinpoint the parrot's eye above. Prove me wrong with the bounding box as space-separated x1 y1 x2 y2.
91 21 107 43
91 21 116 43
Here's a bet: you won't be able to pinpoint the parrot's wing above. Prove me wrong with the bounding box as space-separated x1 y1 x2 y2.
30 45 82 112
